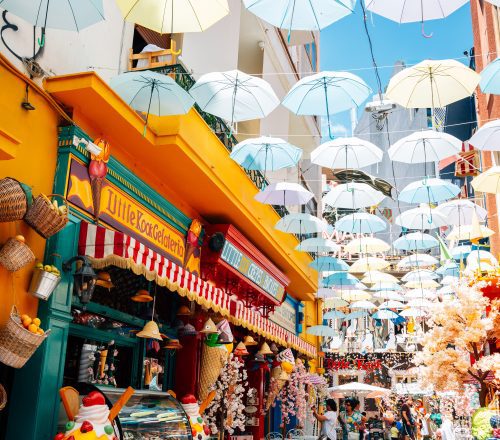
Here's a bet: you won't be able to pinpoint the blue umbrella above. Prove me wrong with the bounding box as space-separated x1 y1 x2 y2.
230 136 302 173
436 262 460 277
399 178 461 204
480 58 500 94
282 71 371 139
393 232 439 251
110 71 194 134
323 272 359 287
276 213 327 235
344 311 368 320
335 213 386 234
243 0 356 31
323 310 346 320
372 309 399 320
309 257 349 272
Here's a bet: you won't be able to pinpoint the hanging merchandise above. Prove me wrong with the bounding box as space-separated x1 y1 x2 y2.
198 333 230 401
0 235 35 272
233 342 249 357
200 318 218 334
0 177 31 222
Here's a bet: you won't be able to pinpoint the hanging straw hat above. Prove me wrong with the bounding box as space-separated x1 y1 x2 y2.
200 318 218 334
131 289 153 302
234 342 249 356
258 342 273 356
177 305 191 316
137 321 163 340
165 339 183 349
243 335 258 346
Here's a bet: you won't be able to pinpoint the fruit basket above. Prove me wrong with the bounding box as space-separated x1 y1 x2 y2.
0 307 49 369
0 236 35 272
28 264 61 301
24 193 68 239
0 177 32 222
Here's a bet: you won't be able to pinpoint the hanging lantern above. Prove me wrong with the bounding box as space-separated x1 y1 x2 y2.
63 256 98 307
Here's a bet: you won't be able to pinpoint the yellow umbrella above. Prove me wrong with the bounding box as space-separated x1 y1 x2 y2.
333 290 372 302
471 166 500 194
348 257 389 273
344 237 390 255
116 0 229 34
446 222 494 242
361 271 399 285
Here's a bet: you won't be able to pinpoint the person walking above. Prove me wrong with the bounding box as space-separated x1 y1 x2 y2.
390 422 400 440
339 398 362 440
313 399 339 440
400 397 416 440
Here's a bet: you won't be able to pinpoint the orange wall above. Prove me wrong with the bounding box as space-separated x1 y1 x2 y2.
0 55 60 324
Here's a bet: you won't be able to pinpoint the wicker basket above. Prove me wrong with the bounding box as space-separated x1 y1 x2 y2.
0 177 31 222
0 306 50 369
0 384 6 411
0 238 35 272
24 194 68 239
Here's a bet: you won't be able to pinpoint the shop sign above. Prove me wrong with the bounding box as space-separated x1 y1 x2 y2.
269 301 297 334
220 240 286 302
66 158 186 264
325 358 382 372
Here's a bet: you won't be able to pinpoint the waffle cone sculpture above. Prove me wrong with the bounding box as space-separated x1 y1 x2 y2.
198 344 228 401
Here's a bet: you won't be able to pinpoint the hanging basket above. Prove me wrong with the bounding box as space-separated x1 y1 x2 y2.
0 237 35 272
28 268 61 301
0 306 50 369
0 383 6 411
0 177 31 222
24 194 68 239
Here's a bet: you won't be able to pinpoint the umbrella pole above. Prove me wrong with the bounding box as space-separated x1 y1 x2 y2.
143 84 155 137
323 78 334 139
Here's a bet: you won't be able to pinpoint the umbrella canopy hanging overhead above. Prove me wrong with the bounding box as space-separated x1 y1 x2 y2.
110 71 195 132
399 178 461 204
116 0 229 33
243 0 356 31
343 310 370 320
255 182 314 206
397 254 439 269
469 120 500 151
339 291 372 302
311 137 383 169
296 237 339 253
479 58 500 95
276 213 327 234
393 232 439 251
370 282 403 291
407 298 435 308
435 262 460 277
388 130 462 163
404 279 441 289
471 166 500 194
435 199 488 225
322 296 350 307
404 288 437 299
379 300 405 309
189 70 279 126
361 271 399 284
282 71 371 138
323 310 347 320
350 300 377 309
395 205 448 230
306 325 338 337
371 309 400 320
324 183 385 210
446 224 495 241
386 59 480 109
310 256 349 272
373 291 405 301
401 269 439 282
230 137 302 171
0 0 105 31
344 237 391 255
335 213 387 234
441 276 459 286
450 245 472 260
466 250 498 271
348 257 389 273
400 308 428 317
323 272 360 287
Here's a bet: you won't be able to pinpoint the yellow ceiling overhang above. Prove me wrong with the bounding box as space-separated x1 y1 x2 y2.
44 72 317 300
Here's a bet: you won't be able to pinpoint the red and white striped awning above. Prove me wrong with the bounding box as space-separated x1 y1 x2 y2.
78 222 316 357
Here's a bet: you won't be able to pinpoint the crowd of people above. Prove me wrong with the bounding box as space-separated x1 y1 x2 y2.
313 396 457 440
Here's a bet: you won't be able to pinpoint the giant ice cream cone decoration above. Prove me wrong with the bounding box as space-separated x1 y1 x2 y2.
198 342 228 401
99 349 108 379
265 365 289 410
184 219 202 274
88 138 110 222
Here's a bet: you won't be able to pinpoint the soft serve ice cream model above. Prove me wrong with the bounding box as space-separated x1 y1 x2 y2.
55 387 134 440
181 395 211 440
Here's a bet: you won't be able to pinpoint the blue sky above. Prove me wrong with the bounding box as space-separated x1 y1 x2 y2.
320 2 474 137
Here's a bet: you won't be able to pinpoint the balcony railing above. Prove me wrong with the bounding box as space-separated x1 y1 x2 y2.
144 62 288 218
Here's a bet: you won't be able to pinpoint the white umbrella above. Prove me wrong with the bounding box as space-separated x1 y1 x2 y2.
373 291 406 301
435 199 488 225
323 310 347 320
386 59 480 109
388 130 462 164
255 182 314 206
282 71 371 139
335 213 387 234
471 166 500 194
466 250 498 271
404 279 441 289
395 205 448 230
275 213 328 234
311 137 383 169
361 271 399 284
401 269 439 282
328 382 389 393
400 308 428 317
393 232 439 251
446 224 495 241
469 120 500 151
399 178 461 204
322 297 350 307
324 182 385 209
345 237 391 255
337 290 372 301
397 254 438 269
403 289 437 299
370 282 402 291
306 325 338 337
438 285 455 296
189 70 279 126
350 300 377 309
379 300 405 309
372 309 401 320
441 276 459 286
296 237 339 253
349 257 389 273
407 298 434 308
